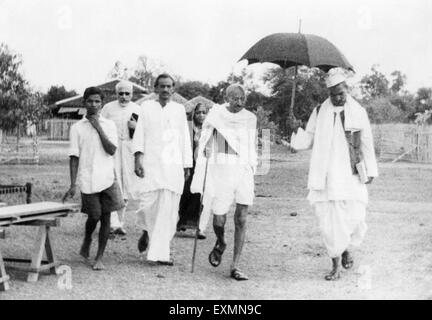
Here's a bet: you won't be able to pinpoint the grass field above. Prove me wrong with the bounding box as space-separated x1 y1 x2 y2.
1 142 432 300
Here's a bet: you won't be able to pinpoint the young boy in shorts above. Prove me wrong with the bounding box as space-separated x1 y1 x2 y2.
63 87 124 270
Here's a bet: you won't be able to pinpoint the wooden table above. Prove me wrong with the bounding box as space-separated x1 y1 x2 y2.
0 202 79 291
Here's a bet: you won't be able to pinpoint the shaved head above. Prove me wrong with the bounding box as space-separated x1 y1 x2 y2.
225 83 246 98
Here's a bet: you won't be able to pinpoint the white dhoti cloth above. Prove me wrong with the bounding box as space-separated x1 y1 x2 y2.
111 140 138 229
101 101 141 229
314 200 367 258
209 153 254 215
136 189 180 262
292 98 378 259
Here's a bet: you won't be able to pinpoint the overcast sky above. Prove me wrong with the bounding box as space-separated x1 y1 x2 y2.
0 0 430 94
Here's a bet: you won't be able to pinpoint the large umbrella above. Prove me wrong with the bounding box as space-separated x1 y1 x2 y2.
239 32 354 130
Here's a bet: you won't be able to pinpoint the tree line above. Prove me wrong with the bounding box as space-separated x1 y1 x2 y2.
1 43 432 141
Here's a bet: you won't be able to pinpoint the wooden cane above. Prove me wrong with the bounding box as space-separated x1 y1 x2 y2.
191 157 209 273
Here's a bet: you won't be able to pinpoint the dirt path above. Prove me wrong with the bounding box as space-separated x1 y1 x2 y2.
1 147 432 299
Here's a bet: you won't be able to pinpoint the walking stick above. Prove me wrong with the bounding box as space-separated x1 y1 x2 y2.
191 156 209 273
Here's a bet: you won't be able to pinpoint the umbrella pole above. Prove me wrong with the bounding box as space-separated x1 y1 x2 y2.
288 65 298 130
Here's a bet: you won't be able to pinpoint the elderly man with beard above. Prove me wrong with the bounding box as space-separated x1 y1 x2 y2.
101 80 141 237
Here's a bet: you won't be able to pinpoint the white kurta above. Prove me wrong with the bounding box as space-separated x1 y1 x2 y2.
291 98 378 258
101 100 141 199
132 99 193 261
132 100 193 196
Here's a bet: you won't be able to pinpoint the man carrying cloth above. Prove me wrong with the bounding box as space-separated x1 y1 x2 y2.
133 74 193 265
63 87 124 271
191 83 257 281
290 69 378 280
101 80 141 237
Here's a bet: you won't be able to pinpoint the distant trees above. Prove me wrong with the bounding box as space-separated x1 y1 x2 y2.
176 81 211 100
107 55 168 89
44 85 77 106
0 43 49 142
262 66 328 136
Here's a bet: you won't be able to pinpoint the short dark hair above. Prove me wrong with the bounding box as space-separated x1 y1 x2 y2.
83 87 104 101
154 73 176 88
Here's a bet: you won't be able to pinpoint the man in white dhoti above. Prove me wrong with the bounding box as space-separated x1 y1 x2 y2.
191 84 257 281
133 74 192 265
290 69 378 280
101 81 141 237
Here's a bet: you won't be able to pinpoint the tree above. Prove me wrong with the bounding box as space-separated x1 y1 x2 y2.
263 66 328 136
0 43 50 147
360 65 390 99
363 97 405 124
0 43 28 132
176 80 211 100
44 85 77 106
209 80 230 104
390 70 407 94
133 55 166 88
107 60 129 80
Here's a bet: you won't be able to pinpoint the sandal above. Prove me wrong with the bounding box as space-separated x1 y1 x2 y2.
341 251 354 269
208 242 226 267
324 271 341 281
230 268 249 281
157 260 174 266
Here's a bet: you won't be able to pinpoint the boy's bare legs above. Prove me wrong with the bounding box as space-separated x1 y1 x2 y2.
80 216 98 260
93 212 111 270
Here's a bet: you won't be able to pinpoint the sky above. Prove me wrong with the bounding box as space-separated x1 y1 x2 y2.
0 0 431 94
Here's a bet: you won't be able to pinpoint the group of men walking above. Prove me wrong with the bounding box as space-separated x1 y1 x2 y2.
63 68 378 281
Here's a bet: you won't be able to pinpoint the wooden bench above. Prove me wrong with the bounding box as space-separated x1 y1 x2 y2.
0 202 79 291
0 183 32 204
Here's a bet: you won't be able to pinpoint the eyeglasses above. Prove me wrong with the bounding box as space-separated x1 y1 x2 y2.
118 92 130 96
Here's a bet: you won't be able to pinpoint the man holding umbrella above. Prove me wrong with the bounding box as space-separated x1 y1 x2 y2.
290 69 378 280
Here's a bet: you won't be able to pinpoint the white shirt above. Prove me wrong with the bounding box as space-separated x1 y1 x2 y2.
101 101 141 141
68 116 118 194
132 100 193 195
307 107 368 204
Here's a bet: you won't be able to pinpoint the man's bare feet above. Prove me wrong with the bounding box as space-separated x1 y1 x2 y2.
92 259 105 271
80 240 91 260
325 257 341 281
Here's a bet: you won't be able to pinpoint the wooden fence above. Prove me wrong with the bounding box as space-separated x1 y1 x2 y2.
44 119 77 141
373 124 432 163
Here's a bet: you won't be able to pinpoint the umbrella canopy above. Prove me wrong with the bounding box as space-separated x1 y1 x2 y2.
239 33 354 72
184 96 215 114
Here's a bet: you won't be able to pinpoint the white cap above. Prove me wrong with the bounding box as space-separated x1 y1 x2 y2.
325 68 347 88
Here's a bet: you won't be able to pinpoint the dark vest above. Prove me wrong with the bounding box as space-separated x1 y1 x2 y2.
316 105 361 175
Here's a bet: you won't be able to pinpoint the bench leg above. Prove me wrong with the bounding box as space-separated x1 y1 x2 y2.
27 226 47 282
0 249 10 291
44 227 57 275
